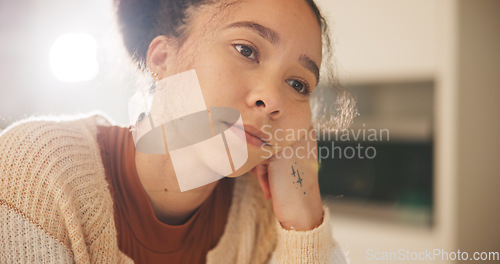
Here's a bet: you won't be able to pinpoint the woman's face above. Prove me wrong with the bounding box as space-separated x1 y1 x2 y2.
153 0 322 177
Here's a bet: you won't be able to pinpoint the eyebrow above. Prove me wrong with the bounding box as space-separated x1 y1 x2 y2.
299 55 320 85
226 21 280 45
226 21 320 84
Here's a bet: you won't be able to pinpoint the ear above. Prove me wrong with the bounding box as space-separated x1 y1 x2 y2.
146 35 176 79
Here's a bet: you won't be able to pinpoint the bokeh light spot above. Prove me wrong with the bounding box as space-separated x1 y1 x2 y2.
50 33 99 82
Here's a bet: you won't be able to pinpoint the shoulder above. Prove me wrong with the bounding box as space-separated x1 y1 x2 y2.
0 113 117 256
0 112 113 146
0 113 113 181
0 112 116 204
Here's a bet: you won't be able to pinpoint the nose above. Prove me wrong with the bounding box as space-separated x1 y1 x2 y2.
246 80 283 120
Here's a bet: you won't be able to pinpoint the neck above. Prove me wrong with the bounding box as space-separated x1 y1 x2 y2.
135 150 218 225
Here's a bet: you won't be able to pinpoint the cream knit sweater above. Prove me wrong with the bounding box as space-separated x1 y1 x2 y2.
0 115 347 264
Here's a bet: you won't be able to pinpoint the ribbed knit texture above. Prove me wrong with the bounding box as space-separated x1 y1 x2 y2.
0 114 347 264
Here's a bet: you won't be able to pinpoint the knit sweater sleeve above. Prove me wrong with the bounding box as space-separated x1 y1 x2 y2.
269 206 348 264
206 173 348 264
0 116 123 264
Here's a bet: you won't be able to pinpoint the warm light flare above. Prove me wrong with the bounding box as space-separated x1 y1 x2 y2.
49 33 99 82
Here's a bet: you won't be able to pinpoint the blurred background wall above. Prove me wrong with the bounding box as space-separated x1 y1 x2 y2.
1 0 499 263
0 0 130 127
314 0 500 263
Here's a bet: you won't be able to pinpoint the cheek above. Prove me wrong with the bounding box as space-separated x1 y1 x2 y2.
287 101 312 128
193 52 244 107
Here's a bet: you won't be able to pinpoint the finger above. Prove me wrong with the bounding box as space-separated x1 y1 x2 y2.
254 164 271 200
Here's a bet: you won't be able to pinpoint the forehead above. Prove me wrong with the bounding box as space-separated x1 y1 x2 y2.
189 0 323 60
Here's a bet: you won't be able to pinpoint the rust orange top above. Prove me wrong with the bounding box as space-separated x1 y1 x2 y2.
97 125 235 264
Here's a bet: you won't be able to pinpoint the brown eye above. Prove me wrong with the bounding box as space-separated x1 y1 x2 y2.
234 44 258 60
240 46 253 57
286 79 310 95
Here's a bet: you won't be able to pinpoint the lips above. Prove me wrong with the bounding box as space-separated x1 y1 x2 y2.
242 124 271 146
224 122 271 147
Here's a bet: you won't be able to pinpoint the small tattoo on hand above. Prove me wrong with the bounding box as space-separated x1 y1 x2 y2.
291 165 304 190
296 170 303 187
